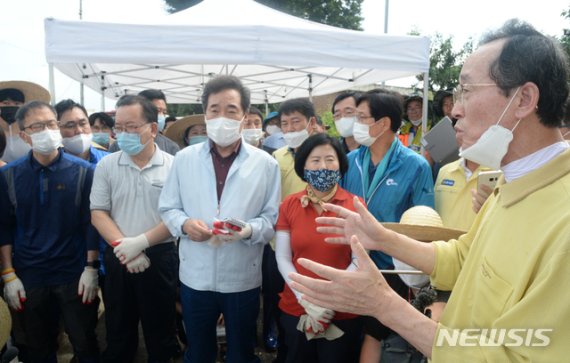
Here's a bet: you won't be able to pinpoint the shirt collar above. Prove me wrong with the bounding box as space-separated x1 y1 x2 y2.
209 139 242 158
502 141 569 183
118 143 164 169
498 147 570 208
30 148 63 172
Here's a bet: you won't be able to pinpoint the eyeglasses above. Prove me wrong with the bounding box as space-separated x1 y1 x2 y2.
333 108 357 120
59 119 90 130
23 120 59 133
356 114 375 124
406 106 422 112
112 123 149 134
453 83 496 104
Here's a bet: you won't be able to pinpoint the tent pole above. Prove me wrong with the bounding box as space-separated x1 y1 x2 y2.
421 71 429 154
100 74 105 111
264 90 269 114
48 64 56 106
308 74 313 102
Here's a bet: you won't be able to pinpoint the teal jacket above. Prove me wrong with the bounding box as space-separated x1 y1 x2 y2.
341 139 434 269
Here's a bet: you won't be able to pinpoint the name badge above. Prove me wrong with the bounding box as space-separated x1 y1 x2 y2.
442 179 455 186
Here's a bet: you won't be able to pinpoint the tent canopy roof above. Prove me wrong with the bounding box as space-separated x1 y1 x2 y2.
45 0 430 104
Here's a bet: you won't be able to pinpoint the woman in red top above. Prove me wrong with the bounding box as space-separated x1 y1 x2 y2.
275 133 363 363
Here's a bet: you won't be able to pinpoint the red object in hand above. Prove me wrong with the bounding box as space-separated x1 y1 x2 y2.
212 228 230 236
111 240 121 247
223 222 242 232
213 220 225 229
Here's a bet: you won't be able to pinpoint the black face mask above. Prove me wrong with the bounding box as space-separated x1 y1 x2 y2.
0 106 19 125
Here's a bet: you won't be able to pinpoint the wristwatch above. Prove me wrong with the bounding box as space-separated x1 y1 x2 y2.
86 260 101 269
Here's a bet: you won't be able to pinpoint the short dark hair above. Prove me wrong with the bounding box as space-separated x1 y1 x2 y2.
331 91 360 113
433 90 453 119
278 98 316 124
15 101 56 131
0 127 5 159
115 95 158 124
138 89 167 103
479 19 569 127
248 106 263 121
356 90 403 133
54 99 88 121
165 115 177 124
294 133 348 181
201 76 250 113
88 112 115 128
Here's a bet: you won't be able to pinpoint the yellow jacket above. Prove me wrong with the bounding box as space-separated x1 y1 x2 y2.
430 149 570 362
273 146 306 201
434 159 489 231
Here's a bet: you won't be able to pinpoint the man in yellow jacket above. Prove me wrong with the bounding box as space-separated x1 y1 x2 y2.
289 19 570 362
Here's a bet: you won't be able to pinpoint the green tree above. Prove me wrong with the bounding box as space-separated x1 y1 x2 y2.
560 7 570 59
163 0 363 30
416 33 473 92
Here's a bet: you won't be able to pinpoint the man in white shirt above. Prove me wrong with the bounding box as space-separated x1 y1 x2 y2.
159 75 280 363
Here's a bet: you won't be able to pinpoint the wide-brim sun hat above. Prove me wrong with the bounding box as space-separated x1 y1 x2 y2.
0 80 51 103
382 205 466 242
163 114 205 148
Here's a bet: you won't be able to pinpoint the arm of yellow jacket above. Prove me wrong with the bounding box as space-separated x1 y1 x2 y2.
376 292 438 358
432 250 570 362
429 198 490 290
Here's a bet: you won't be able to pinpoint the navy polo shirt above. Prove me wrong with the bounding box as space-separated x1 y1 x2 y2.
0 149 98 288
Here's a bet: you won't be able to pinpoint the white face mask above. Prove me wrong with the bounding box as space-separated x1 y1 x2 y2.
459 87 521 170
283 126 309 149
242 128 263 146
62 133 92 155
410 119 422 127
353 122 379 147
335 116 357 137
206 116 242 147
265 125 281 136
30 129 63 155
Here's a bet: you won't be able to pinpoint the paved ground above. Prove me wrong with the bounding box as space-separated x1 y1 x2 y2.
57 311 277 363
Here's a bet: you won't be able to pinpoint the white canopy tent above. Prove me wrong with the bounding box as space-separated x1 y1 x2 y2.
44 0 430 111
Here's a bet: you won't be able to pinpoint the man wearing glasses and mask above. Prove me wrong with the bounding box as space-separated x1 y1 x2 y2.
90 95 179 362
290 19 570 362
0 101 100 362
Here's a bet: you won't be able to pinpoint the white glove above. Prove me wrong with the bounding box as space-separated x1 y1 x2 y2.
77 267 99 304
126 252 151 273
113 234 149 264
296 315 344 340
2 271 26 311
299 299 334 325
212 219 252 243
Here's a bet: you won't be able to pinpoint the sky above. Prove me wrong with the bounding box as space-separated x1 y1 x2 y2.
1 0 568 112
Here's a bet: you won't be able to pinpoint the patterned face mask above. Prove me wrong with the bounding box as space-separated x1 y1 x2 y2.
303 168 341 192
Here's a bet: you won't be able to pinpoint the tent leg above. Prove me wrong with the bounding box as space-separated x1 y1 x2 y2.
48 64 56 106
420 71 430 154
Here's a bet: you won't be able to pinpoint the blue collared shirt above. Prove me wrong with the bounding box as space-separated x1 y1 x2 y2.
0 149 97 288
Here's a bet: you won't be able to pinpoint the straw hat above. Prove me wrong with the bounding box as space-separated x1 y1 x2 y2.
0 80 50 103
382 206 466 242
163 114 205 148
0 296 11 348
